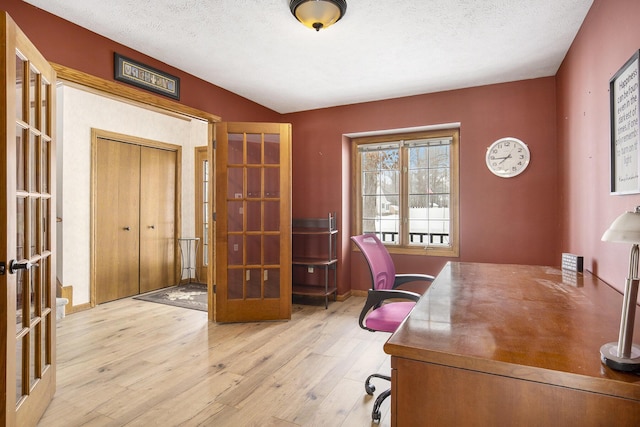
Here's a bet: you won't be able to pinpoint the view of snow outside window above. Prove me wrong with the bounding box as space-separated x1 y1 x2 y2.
361 139 450 246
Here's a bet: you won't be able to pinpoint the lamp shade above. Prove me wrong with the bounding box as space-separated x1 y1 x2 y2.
290 0 347 31
602 207 640 243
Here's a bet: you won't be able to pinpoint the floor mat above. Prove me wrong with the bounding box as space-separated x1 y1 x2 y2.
133 283 207 312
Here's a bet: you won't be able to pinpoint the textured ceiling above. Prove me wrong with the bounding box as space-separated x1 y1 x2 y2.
24 0 594 114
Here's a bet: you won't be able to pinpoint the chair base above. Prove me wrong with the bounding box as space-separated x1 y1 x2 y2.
365 373 391 422
365 373 390 395
372 388 391 422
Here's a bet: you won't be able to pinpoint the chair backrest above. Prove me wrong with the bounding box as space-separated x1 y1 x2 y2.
351 234 396 291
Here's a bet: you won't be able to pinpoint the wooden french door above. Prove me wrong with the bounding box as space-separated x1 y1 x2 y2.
1 11 57 426
215 122 291 322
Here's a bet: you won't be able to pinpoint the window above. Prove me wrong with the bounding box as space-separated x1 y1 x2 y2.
352 128 459 256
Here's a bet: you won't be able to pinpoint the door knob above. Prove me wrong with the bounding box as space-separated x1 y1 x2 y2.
123 226 131 231
149 225 155 229
9 260 39 274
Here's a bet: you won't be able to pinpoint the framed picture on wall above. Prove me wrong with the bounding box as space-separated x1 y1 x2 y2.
609 50 640 194
114 53 180 100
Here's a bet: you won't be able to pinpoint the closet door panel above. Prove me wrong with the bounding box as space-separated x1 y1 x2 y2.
95 139 140 303
139 146 176 293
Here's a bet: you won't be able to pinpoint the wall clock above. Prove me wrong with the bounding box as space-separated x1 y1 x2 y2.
485 137 530 178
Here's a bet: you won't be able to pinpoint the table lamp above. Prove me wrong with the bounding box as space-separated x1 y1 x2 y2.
600 206 640 372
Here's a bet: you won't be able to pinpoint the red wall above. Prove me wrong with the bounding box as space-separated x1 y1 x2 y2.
13 0 616 296
285 78 559 292
4 0 280 122
557 0 640 294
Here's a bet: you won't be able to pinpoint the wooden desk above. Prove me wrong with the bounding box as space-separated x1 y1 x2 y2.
385 262 640 426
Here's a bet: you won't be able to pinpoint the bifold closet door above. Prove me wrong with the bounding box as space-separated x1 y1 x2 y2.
139 146 176 293
95 139 141 303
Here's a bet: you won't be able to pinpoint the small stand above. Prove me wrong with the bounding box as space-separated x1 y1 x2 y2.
178 237 200 284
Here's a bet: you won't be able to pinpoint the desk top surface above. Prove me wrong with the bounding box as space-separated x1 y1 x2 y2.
384 262 640 400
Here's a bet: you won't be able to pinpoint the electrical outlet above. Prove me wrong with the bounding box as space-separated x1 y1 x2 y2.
307 266 314 273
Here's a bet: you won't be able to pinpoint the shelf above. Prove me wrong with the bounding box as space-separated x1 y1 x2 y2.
292 216 336 231
292 257 337 267
291 212 338 308
292 228 339 236
292 283 337 297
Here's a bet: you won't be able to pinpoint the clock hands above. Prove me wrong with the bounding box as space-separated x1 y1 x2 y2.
500 153 513 164
492 154 512 164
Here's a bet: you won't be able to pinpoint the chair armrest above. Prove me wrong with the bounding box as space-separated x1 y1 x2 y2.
393 273 435 289
359 289 421 331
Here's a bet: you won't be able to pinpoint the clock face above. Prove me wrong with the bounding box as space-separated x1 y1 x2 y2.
485 137 530 178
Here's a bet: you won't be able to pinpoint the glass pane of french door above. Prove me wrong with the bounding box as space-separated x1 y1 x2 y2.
203 158 209 268
15 53 54 407
195 146 209 284
226 132 283 300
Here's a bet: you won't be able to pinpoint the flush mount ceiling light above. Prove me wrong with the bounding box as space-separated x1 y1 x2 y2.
290 0 347 32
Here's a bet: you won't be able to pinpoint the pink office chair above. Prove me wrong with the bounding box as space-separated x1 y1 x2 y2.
351 234 435 422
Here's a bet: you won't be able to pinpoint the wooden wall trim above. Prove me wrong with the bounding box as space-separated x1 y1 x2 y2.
51 62 221 124
59 285 91 315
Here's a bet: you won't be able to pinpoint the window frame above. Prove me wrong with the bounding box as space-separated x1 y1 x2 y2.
351 128 460 257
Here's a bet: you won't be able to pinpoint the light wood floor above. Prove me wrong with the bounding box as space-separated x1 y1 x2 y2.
38 295 392 426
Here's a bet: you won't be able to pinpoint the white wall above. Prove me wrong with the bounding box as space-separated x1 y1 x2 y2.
56 84 208 305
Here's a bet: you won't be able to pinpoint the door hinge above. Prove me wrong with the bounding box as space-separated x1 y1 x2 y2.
213 212 217 221
213 284 217 294
212 139 217 149
0 262 5 275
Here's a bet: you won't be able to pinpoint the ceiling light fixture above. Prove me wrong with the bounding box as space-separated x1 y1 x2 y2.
290 0 347 32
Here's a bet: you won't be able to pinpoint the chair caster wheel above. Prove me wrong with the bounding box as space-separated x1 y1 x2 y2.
365 383 375 395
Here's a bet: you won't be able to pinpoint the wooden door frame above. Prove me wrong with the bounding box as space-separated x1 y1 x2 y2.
51 64 219 321
90 129 182 307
